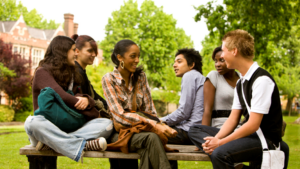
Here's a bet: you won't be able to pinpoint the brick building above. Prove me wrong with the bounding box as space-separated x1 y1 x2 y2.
0 13 103 104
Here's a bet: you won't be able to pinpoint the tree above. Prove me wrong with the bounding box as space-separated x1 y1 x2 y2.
0 39 31 103
100 0 193 86
194 0 295 68
0 0 59 29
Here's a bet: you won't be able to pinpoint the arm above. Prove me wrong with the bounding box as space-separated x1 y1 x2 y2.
161 73 198 126
202 79 216 126
101 74 157 127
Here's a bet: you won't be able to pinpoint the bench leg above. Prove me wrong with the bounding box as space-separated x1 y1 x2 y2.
27 155 57 169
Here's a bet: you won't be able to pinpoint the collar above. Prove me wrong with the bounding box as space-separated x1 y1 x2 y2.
75 61 86 73
112 67 134 91
240 62 259 83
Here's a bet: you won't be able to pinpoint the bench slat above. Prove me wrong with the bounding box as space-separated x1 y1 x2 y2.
20 144 210 161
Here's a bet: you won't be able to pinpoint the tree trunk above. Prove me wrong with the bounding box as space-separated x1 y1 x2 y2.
286 97 293 116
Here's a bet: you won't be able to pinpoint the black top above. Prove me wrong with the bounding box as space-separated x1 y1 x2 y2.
75 61 108 110
236 67 282 145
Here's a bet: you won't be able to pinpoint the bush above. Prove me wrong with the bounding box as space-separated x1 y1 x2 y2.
282 110 299 116
153 100 166 117
14 110 33 122
0 105 15 122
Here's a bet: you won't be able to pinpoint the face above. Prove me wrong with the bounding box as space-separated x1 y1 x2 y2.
173 54 194 77
67 44 76 66
75 42 96 66
118 44 140 73
214 51 230 75
221 41 235 69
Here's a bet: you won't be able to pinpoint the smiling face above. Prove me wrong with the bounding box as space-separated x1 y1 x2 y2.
221 41 235 69
118 44 140 73
75 42 96 68
67 44 76 66
173 54 194 77
214 51 230 75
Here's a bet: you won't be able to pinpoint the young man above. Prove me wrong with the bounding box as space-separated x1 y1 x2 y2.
188 29 289 169
161 48 205 144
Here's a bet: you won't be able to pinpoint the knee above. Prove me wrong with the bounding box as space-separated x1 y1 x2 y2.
25 116 47 134
188 125 203 139
146 132 161 144
210 147 230 162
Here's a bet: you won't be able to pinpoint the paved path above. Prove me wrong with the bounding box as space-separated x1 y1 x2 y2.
0 122 24 126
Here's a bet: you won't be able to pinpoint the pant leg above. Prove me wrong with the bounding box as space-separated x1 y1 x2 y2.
129 132 171 169
188 125 220 152
69 118 113 140
167 127 194 169
280 140 289 169
24 115 85 162
109 132 139 169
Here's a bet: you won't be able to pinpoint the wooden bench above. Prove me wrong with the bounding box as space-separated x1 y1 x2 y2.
20 144 210 168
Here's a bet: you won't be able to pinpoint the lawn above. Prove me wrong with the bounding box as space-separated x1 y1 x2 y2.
0 116 299 169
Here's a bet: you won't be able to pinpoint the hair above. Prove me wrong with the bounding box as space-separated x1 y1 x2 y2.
111 39 143 86
175 48 203 74
212 46 222 60
222 29 255 59
36 36 81 90
71 34 98 55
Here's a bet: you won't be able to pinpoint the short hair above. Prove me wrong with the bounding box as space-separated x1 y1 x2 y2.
175 48 202 74
212 46 222 60
222 29 255 59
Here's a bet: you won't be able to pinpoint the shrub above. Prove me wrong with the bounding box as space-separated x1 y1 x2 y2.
153 100 166 117
282 110 299 116
0 105 15 122
14 110 33 122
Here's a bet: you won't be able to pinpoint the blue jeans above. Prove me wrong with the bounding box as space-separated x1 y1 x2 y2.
24 115 113 162
188 125 289 169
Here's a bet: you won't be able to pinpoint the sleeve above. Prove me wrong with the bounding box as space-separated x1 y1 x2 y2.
206 71 218 88
250 76 275 114
101 74 157 127
161 72 201 126
231 87 242 110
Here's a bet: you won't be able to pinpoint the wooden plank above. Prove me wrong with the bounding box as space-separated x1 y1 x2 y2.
20 145 210 161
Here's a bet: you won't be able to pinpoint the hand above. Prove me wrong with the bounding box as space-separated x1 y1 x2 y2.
75 97 89 110
202 137 220 155
155 123 177 138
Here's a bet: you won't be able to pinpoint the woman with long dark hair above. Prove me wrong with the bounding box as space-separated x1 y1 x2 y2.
24 36 113 162
102 39 177 169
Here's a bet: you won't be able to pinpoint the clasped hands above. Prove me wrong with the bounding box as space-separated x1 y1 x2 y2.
202 136 221 155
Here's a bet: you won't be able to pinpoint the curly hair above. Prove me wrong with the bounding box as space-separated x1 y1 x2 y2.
37 36 81 90
175 48 203 74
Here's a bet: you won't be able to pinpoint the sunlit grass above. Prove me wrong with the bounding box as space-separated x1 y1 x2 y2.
0 116 299 169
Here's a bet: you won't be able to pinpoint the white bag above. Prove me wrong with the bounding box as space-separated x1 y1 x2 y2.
241 82 285 169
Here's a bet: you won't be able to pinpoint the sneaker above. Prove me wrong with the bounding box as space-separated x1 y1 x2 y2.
35 141 52 151
85 137 107 151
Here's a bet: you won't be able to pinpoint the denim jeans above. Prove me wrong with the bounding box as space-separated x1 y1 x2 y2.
24 115 113 162
188 125 289 169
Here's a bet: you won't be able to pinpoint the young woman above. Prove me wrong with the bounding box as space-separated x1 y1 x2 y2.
72 34 109 118
202 46 240 128
102 39 177 169
24 36 113 162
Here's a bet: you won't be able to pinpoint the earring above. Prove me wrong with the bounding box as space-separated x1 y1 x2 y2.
120 61 124 69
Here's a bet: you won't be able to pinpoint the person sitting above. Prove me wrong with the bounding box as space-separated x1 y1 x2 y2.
102 39 177 169
72 34 110 118
188 29 289 169
24 36 113 162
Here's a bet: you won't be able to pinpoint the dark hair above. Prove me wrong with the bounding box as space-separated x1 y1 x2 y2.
71 34 98 55
175 48 202 74
212 46 222 60
36 36 81 90
111 39 143 86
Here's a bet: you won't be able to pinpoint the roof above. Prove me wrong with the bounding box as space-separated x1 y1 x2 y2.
0 21 17 33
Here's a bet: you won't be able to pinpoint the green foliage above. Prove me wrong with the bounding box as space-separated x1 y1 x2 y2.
12 94 33 121
13 110 32 122
86 63 115 97
0 0 59 29
0 63 15 77
194 0 295 66
282 110 299 116
0 105 15 122
100 0 193 86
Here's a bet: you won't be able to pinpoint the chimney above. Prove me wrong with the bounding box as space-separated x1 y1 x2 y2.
64 13 74 37
74 23 79 35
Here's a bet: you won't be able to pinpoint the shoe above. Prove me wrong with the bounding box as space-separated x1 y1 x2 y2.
85 137 107 151
35 141 52 151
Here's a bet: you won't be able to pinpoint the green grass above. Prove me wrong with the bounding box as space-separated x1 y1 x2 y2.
0 116 299 169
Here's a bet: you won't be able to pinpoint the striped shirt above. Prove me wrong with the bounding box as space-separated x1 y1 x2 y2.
102 68 158 127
